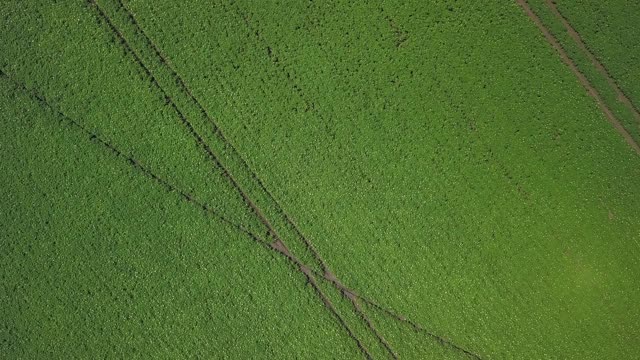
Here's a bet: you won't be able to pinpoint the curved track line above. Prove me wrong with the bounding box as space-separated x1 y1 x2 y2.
87 2 372 357
544 0 640 126
316 269 483 360
0 69 263 245
117 2 488 357
116 1 398 357
516 0 640 155
1 68 372 359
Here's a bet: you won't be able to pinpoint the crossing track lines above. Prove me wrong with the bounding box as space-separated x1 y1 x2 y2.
114 1 488 357
0 68 266 249
228 6 484 357
87 1 374 357
1 67 373 359
115 1 397 357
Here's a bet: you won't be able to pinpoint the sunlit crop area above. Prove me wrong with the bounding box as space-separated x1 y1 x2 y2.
2 1 640 358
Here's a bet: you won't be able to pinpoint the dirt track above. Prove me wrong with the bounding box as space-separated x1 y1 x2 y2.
112 2 471 359
544 0 640 126
516 0 640 155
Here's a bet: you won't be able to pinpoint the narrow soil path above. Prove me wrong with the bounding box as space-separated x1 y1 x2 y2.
319 268 483 359
88 0 280 245
92 1 489 357
544 0 640 126
115 2 413 357
87 2 376 356
516 0 640 155
1 68 373 359
270 239 373 359
0 69 265 244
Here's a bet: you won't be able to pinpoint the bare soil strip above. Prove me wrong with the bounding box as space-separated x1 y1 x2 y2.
318 269 483 360
102 1 487 356
88 0 281 244
516 0 640 155
1 68 373 359
544 0 640 125
89 1 374 355
116 1 402 356
0 69 265 245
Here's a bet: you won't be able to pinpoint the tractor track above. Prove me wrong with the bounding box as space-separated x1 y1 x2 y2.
230 4 486 357
87 0 279 244
0 68 263 245
88 1 374 356
118 0 334 281
270 239 373 360
516 0 640 155
230 6 398 359
316 268 483 360
1 67 373 359
116 1 397 357
112 1 488 357
544 0 640 126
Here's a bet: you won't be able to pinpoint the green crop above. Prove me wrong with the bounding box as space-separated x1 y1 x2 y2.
2 0 640 358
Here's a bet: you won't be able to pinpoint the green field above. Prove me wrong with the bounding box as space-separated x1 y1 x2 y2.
2 1 640 358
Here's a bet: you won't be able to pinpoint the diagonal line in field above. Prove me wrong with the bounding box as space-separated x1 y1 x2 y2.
544 0 640 127
86 1 373 357
116 0 398 356
220 4 478 357
0 68 373 360
313 268 483 360
118 1 393 356
357 295 483 360
0 69 263 244
117 1 487 357
86 0 277 243
117 0 335 283
516 0 640 155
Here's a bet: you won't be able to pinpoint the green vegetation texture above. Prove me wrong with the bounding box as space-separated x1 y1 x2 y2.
2 0 640 359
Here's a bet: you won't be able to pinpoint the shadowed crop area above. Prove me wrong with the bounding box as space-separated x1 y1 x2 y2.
2 1 639 358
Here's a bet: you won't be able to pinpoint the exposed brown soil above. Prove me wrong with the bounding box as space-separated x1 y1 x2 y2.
115 1 409 356
0 69 263 244
2 66 374 359
516 0 640 155
90 1 486 357
544 0 640 126
88 2 377 356
318 269 483 360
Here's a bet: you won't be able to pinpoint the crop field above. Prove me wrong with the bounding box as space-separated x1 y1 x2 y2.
1 1 640 359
